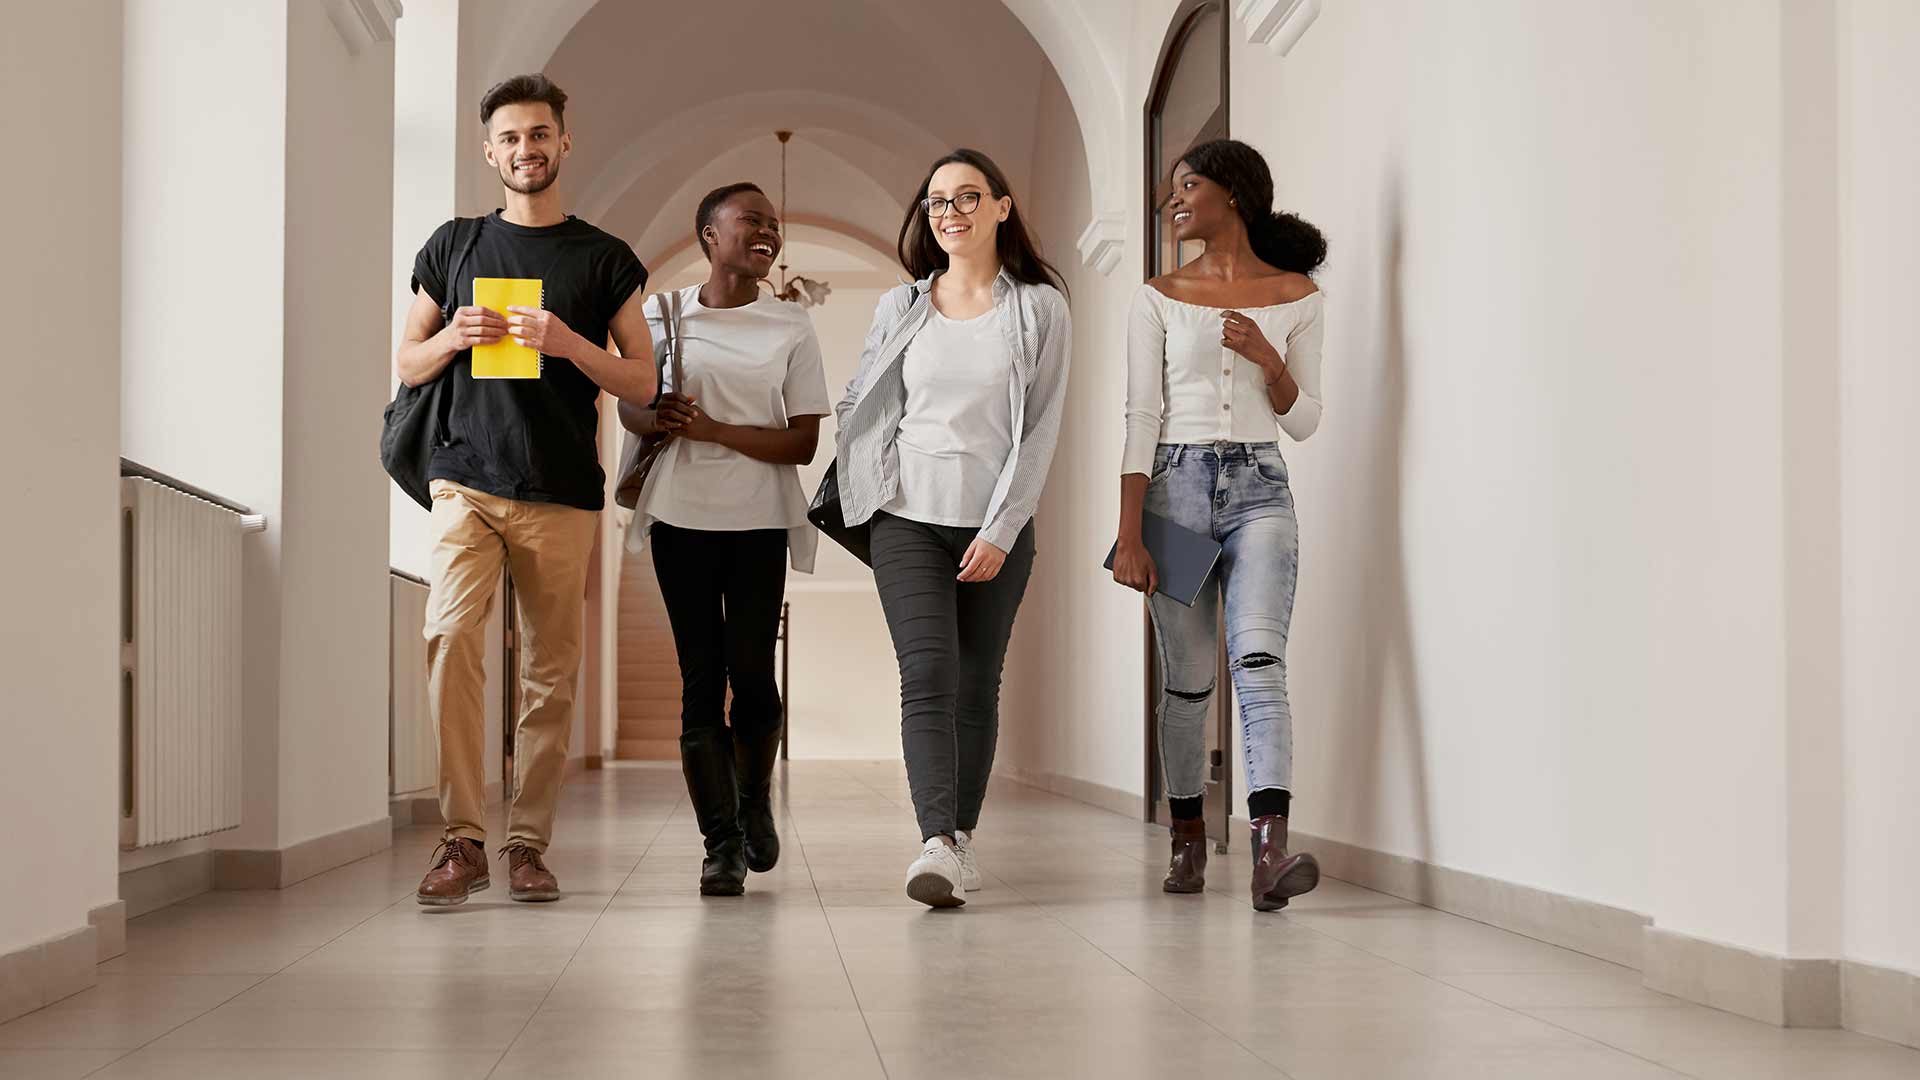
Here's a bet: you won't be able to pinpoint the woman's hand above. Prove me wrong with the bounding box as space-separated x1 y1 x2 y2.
1221 310 1285 381
655 393 718 442
1110 535 1158 596
957 538 1008 583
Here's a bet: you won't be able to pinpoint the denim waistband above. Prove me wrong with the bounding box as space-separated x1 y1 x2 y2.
1158 442 1280 466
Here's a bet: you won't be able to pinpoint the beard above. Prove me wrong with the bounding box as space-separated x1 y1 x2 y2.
502 157 559 195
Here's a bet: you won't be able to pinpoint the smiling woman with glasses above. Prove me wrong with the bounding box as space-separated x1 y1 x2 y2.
826 148 1072 907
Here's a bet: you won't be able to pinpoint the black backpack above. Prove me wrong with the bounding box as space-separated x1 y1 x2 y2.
380 218 484 510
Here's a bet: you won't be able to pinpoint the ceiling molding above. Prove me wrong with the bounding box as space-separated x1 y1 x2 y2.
1076 213 1124 276
328 0 403 55
1237 0 1321 55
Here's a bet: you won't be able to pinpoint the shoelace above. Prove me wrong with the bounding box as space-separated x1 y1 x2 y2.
427 838 472 871
499 843 547 873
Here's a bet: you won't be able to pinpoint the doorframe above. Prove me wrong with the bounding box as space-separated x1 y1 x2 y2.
1141 0 1233 852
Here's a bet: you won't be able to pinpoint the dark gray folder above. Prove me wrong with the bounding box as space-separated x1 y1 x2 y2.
1104 511 1222 608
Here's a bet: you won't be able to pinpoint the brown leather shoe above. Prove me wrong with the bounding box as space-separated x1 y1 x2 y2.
1249 815 1319 912
1163 817 1209 893
502 843 560 902
417 838 488 906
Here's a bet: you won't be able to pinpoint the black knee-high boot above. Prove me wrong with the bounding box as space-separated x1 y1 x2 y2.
680 728 746 896
734 726 782 873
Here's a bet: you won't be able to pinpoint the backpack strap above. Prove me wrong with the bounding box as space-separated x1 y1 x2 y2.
440 217 485 325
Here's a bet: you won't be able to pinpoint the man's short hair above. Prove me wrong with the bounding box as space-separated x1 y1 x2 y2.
480 74 568 132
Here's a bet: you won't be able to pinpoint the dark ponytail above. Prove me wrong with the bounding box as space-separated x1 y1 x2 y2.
1179 139 1326 275
1249 210 1327 276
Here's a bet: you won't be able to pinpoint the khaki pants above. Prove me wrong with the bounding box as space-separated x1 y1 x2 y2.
424 479 596 853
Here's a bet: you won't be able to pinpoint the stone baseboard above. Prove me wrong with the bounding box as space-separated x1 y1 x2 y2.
1276 823 1649 970
1843 959 1920 1050
1643 925 1840 1028
996 765 1144 820
119 850 215 919
0 925 97 1025
388 780 505 829
214 815 393 890
878 764 1920 1048
88 902 126 963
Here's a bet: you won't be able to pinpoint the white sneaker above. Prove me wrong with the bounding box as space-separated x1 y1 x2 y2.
953 830 982 892
905 838 965 908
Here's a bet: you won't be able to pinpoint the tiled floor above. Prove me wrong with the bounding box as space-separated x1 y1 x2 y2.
4 763 1916 1079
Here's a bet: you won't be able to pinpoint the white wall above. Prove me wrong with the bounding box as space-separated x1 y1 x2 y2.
279 0 398 847
123 0 396 852
1002 67 1146 799
122 0 290 851
1837 0 1920 977
1235 0 1796 947
0 0 123 956
1004 0 1920 973
390 0 462 580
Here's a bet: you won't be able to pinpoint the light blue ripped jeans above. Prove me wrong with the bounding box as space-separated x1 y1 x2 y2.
1145 442 1299 802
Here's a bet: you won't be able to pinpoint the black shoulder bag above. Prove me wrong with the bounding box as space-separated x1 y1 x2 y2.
807 282 921 566
380 217 484 511
612 289 685 510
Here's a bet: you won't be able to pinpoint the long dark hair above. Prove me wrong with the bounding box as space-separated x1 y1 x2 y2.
897 148 1067 294
1179 139 1326 275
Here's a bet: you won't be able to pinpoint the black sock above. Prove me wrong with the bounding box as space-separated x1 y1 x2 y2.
1247 788 1290 819
1168 795 1204 820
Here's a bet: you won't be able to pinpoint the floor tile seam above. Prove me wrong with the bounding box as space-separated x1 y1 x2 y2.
987 871 1299 1079
78 907 381 1058
75 1047 139 1079
483 784 682 1079
1428 982 1707 1077
786 766 895 1080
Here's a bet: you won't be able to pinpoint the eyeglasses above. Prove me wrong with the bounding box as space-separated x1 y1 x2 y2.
922 191 984 217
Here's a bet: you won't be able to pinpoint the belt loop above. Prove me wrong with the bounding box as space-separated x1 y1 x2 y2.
1169 445 1186 466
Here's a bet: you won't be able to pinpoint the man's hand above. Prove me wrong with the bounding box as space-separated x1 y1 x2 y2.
440 306 508 351
655 393 719 442
957 538 1008 583
506 306 585 358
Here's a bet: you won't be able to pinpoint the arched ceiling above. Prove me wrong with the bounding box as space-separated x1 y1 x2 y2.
648 223 906 294
458 0 1118 272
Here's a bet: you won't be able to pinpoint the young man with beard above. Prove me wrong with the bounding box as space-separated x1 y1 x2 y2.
396 74 656 907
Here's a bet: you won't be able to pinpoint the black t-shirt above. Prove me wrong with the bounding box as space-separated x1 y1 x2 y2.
411 211 647 511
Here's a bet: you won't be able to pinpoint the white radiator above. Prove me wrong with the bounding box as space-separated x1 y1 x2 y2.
390 573 437 795
120 477 254 849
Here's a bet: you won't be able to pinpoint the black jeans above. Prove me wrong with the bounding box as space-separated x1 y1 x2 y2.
650 524 788 738
870 512 1036 841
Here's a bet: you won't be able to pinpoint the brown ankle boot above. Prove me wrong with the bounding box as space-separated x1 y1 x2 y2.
416 838 489 906
1249 815 1319 912
1163 818 1209 893
502 843 560 902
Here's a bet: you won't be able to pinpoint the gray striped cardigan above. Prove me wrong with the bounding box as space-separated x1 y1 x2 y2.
831 269 1072 552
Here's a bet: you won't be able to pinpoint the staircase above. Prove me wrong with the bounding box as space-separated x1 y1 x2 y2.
616 545 682 760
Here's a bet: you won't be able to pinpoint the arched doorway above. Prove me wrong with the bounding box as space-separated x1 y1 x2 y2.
1141 0 1233 842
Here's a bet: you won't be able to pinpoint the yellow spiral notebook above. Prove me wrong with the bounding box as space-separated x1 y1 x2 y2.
471 277 543 379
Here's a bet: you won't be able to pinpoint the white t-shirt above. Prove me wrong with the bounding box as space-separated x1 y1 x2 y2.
624 286 831 572
883 307 1017 528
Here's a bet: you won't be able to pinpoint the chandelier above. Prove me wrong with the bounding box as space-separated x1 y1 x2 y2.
764 130 831 308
